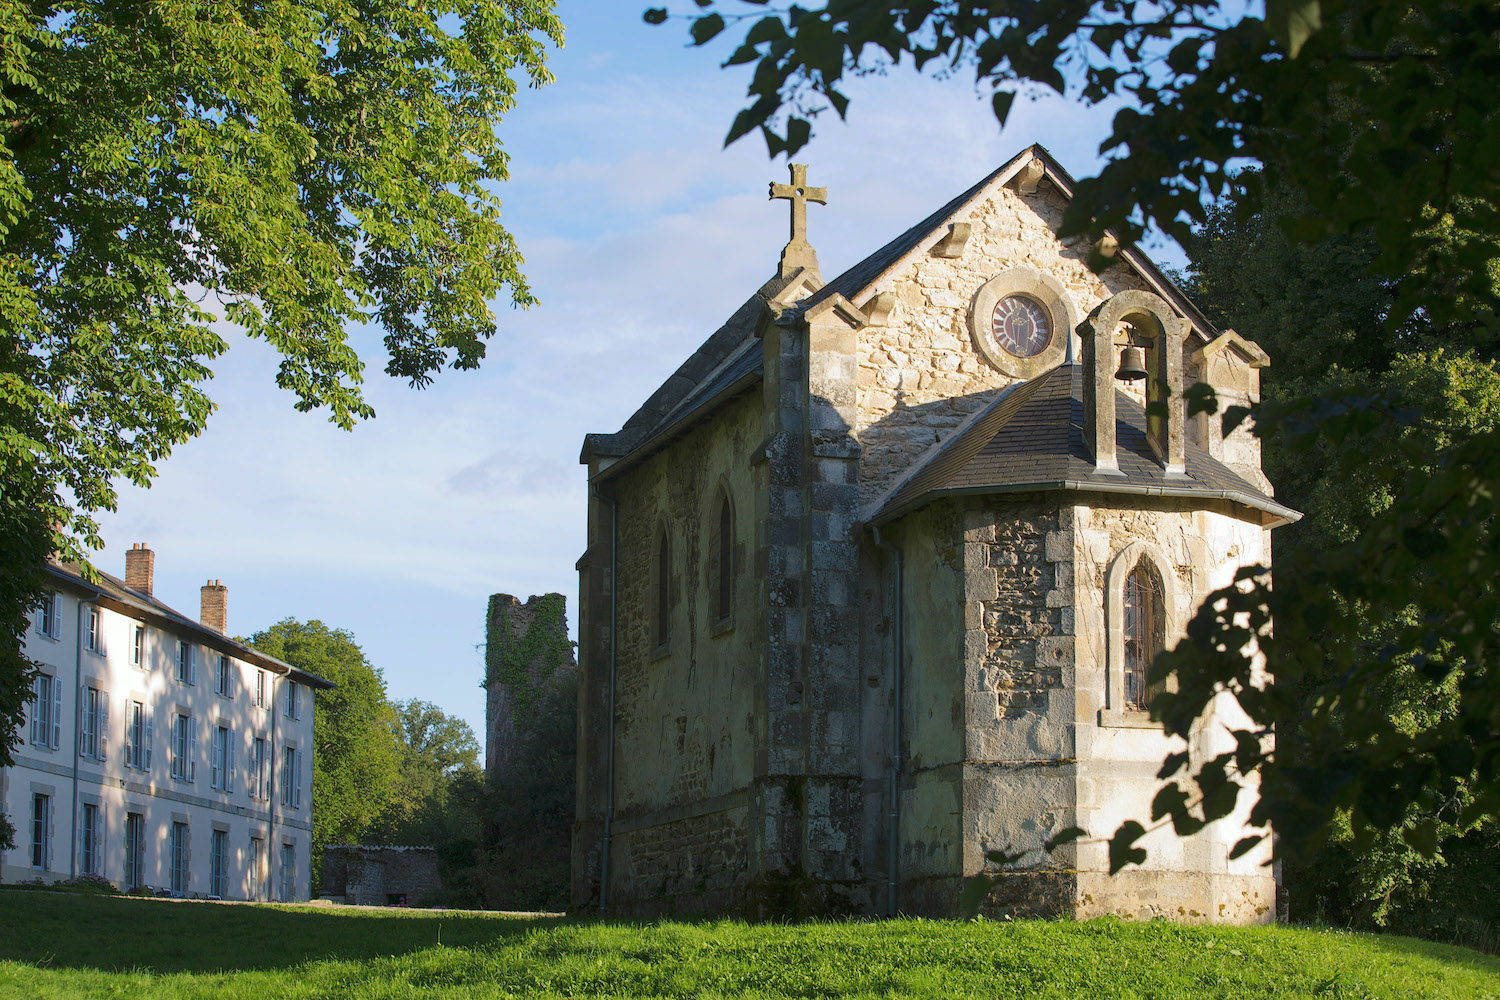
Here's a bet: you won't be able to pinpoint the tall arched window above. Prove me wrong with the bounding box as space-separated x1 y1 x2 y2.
714 492 734 624
654 529 671 648
1122 561 1165 710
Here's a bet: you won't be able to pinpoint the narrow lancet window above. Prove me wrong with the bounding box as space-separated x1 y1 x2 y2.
715 494 733 623
1122 562 1165 710
654 531 671 647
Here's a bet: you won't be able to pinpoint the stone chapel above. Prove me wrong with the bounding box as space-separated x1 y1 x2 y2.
574 145 1298 922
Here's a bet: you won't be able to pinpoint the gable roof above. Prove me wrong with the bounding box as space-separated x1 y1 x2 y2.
794 144 1216 339
870 364 1298 527
46 562 335 689
581 144 1225 475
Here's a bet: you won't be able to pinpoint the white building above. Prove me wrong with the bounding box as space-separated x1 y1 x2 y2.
0 544 330 901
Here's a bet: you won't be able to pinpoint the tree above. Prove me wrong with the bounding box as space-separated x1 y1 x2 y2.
394 699 483 778
0 0 563 762
247 619 403 886
369 699 484 848
1183 181 1500 934
657 0 1500 866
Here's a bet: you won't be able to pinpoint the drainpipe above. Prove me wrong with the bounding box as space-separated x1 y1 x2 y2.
268 672 279 901
871 525 903 917
68 598 85 879
593 485 619 916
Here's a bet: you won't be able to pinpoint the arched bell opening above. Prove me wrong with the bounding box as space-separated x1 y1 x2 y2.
1080 290 1189 475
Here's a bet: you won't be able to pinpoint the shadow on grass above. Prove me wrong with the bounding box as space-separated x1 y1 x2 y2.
0 888 569 974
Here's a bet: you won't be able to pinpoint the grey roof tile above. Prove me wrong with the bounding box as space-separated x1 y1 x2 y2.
874 365 1296 524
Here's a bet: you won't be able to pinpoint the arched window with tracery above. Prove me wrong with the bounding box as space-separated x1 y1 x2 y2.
1122 560 1165 710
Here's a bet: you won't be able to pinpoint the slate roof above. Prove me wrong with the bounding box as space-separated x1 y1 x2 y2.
45 562 335 689
871 364 1299 526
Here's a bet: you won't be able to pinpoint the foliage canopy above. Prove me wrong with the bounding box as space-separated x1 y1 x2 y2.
1183 179 1500 935
0 0 562 763
368 699 483 849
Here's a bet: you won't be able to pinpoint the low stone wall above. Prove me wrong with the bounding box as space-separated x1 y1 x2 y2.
322 846 442 906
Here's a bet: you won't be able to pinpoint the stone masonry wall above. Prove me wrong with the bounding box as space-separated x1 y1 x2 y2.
1071 499 1277 923
595 388 763 915
610 806 750 918
486 593 575 780
322 846 442 907
856 179 1151 504
984 508 1064 718
961 500 1081 919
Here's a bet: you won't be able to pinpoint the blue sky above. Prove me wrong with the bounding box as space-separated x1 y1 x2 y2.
92 2 1185 744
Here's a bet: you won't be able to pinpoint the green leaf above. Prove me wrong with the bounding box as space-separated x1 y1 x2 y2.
1228 835 1263 860
1184 381 1218 417
724 45 759 67
1157 751 1190 779
691 14 726 45
1402 818 1439 857
959 874 996 918
991 90 1015 126
786 117 813 154
985 847 1025 865
745 16 787 45
1222 405 1254 436
643 7 668 25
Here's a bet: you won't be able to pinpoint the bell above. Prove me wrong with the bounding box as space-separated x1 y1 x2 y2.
1115 345 1148 382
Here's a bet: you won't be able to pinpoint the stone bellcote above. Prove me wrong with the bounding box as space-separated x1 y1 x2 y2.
1081 290 1190 476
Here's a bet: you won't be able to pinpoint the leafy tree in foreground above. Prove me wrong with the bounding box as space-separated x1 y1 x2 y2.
0 0 563 763
1183 181 1500 936
247 619 403 889
656 0 1500 867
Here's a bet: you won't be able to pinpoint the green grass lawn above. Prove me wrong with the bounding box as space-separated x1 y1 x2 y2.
2 889 1497 999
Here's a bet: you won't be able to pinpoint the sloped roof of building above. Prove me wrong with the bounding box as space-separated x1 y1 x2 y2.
870 364 1299 527
45 562 335 689
582 144 1222 476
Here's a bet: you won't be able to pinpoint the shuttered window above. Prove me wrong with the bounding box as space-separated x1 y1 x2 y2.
125 813 145 889
169 822 188 894
210 830 228 899
30 793 49 870
30 674 61 750
81 803 99 875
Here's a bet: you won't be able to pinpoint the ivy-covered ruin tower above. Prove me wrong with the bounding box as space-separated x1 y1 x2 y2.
484 593 576 779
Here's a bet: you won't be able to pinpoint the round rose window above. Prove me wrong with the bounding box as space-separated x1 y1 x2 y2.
990 295 1054 358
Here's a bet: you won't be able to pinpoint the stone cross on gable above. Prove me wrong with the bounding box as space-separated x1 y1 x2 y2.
770 163 826 278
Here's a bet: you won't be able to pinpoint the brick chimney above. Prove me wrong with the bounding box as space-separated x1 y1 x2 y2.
200 580 228 633
125 543 155 596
